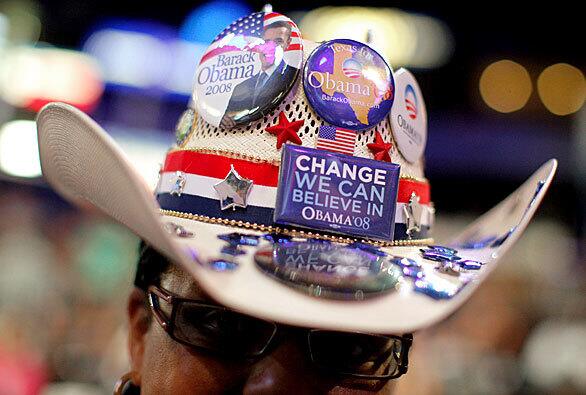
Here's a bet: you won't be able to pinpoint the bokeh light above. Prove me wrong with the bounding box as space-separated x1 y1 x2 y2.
83 24 206 94
0 120 41 178
72 222 138 301
179 0 252 44
0 47 104 112
84 28 172 89
479 60 532 113
0 13 8 47
537 63 585 116
299 7 454 69
0 0 41 44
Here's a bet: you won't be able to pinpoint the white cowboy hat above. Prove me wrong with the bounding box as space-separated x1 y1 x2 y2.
36 38 556 334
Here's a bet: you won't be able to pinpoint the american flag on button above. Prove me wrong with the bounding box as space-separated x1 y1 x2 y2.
200 12 303 65
316 126 357 156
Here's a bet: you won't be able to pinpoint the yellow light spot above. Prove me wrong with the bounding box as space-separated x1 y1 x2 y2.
299 7 453 69
479 60 532 113
0 120 41 178
537 63 585 116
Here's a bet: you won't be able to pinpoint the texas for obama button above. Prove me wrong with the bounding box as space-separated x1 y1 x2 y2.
274 145 400 240
303 39 395 130
194 11 303 128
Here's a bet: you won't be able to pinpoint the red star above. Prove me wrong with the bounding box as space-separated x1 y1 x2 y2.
367 131 393 162
265 112 304 149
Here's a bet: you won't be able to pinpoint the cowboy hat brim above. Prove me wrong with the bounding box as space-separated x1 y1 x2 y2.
37 102 557 333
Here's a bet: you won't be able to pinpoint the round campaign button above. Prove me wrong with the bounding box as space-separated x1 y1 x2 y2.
194 11 303 128
303 39 395 130
254 240 402 300
175 108 195 146
389 68 427 163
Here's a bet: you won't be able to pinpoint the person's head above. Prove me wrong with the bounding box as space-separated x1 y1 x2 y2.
259 21 292 69
126 242 412 394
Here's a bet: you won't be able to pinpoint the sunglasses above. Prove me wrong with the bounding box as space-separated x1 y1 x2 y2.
147 285 412 380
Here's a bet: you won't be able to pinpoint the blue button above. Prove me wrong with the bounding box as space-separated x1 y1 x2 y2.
414 278 460 300
208 259 239 271
421 250 461 262
303 39 395 130
458 260 483 270
426 245 458 255
218 232 260 246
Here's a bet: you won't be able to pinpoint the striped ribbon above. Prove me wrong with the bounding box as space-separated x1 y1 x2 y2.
156 150 433 240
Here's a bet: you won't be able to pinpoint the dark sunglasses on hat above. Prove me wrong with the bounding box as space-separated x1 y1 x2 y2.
148 285 412 380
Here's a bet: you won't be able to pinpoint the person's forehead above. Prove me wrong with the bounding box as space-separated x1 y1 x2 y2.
160 264 206 300
264 26 289 36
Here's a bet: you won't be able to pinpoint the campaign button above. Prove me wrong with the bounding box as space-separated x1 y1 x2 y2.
208 258 239 271
426 245 458 255
175 108 195 146
254 241 402 300
274 145 401 241
194 11 303 128
389 68 427 163
303 39 395 130
458 260 483 270
262 233 292 243
414 278 460 300
421 249 461 262
218 232 260 246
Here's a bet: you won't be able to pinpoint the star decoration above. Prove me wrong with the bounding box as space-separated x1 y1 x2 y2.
265 112 304 149
170 171 186 196
367 131 393 162
403 192 424 238
213 165 254 211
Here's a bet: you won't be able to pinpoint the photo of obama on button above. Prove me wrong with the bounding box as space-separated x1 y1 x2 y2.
219 20 300 129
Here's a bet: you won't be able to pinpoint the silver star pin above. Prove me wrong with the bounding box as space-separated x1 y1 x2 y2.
170 171 186 196
404 192 424 239
213 165 253 211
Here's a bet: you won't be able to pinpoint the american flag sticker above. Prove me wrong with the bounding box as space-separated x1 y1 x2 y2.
316 126 357 156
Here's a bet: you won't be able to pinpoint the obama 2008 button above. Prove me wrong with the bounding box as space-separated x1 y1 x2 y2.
194 11 303 128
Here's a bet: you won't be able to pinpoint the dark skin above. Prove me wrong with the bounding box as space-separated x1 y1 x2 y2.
127 265 399 394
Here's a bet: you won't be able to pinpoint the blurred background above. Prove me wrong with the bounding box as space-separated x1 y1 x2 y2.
0 0 584 394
